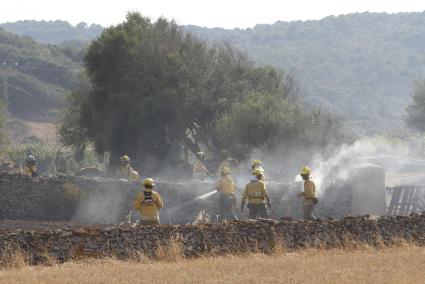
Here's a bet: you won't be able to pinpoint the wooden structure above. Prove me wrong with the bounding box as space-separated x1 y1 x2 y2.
387 186 425 215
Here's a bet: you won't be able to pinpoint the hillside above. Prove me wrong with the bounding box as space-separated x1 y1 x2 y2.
0 20 102 46
3 13 425 131
0 27 81 120
186 12 425 131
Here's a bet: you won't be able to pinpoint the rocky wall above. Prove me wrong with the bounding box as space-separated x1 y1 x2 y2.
0 172 306 224
1 215 424 264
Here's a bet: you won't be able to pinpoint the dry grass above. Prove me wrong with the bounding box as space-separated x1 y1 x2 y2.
9 119 58 144
1 245 425 284
0 245 28 270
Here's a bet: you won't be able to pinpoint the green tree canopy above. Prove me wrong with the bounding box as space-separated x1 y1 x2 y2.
60 13 341 172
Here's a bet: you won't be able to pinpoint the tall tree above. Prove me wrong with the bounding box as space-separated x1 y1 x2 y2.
61 13 298 170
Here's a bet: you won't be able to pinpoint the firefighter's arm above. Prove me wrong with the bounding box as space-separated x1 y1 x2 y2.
204 165 214 177
132 193 143 210
130 169 140 181
154 193 164 209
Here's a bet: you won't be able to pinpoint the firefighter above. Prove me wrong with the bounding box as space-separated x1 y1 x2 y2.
133 178 164 225
214 166 237 221
297 166 317 220
241 168 271 219
116 155 140 181
251 159 265 182
22 155 38 178
216 150 239 176
193 152 213 181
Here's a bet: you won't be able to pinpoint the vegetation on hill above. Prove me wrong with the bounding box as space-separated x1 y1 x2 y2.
186 12 425 132
60 13 341 171
0 27 81 119
4 13 425 132
0 20 102 45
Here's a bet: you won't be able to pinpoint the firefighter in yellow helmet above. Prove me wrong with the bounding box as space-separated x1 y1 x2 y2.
193 152 213 181
214 166 237 221
116 155 140 181
241 168 271 219
297 166 317 220
251 159 265 182
22 155 38 178
216 150 239 177
133 178 164 225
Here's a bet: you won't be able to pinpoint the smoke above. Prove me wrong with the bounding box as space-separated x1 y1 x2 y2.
310 137 407 195
245 135 425 195
70 135 425 224
73 178 135 224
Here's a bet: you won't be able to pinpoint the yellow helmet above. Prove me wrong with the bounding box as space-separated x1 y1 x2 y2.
252 168 263 176
143 178 155 187
221 166 231 175
120 155 130 162
301 166 311 175
252 159 262 167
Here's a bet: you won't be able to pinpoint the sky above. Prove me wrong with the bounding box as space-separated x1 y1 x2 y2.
1 0 425 28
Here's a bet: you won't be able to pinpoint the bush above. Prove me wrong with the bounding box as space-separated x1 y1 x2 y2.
215 92 343 158
4 143 106 175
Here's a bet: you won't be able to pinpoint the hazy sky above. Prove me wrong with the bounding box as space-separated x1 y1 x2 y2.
1 0 425 28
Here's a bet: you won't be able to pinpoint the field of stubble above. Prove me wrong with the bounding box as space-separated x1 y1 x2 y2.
1 245 424 284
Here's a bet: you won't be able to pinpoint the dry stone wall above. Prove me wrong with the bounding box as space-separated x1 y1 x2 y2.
1 215 424 264
0 173 308 224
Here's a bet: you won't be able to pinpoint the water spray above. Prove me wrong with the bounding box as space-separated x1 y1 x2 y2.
194 190 218 200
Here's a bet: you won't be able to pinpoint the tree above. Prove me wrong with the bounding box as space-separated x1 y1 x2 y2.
61 13 300 171
214 92 342 157
406 80 425 132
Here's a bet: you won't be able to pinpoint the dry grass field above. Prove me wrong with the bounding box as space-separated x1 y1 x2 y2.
0 245 424 284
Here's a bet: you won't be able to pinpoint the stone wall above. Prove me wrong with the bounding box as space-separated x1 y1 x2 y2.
0 172 306 224
1 171 405 224
1 215 424 264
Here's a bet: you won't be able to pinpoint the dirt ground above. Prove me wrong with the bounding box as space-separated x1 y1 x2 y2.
1 246 424 284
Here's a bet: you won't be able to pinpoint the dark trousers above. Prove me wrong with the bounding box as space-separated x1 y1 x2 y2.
219 193 237 221
248 203 269 219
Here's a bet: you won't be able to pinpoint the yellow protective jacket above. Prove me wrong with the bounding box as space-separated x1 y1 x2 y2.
241 180 269 205
193 160 210 179
214 175 235 195
116 165 140 181
300 179 316 206
23 165 37 177
253 165 266 182
133 189 164 221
